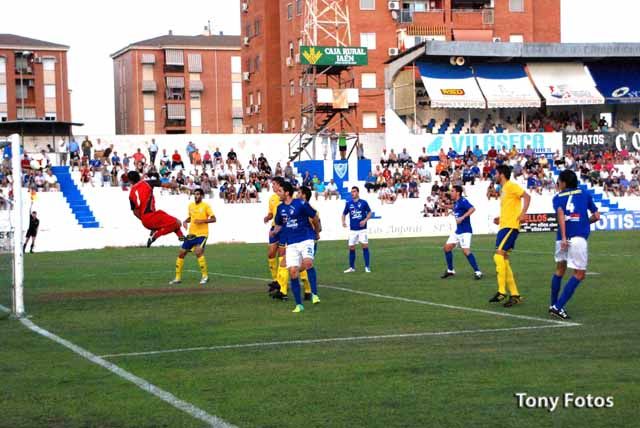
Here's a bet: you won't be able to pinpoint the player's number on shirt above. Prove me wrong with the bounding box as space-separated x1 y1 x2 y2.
135 190 141 207
566 195 575 216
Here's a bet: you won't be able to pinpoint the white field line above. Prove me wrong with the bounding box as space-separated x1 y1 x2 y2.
16 317 237 428
100 324 576 359
197 271 581 327
0 303 9 313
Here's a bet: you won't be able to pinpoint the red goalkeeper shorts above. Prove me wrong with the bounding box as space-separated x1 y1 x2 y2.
141 210 179 231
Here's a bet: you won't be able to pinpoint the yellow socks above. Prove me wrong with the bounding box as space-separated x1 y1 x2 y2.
277 265 289 295
505 260 520 296
175 257 184 281
493 253 507 295
268 257 278 281
197 255 208 278
300 270 311 294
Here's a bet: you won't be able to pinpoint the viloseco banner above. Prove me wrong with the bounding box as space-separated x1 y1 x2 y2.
520 213 558 233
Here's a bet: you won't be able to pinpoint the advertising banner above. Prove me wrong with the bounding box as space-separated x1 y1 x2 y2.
300 46 368 66
520 213 558 233
591 211 640 232
563 132 640 154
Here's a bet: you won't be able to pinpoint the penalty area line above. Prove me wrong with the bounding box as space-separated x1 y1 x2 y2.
17 317 236 428
99 324 577 359
199 271 582 327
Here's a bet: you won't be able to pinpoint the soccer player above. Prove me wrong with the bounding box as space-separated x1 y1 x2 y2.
263 177 285 294
342 186 372 273
271 182 320 313
23 211 39 254
441 185 482 280
128 171 185 247
170 188 216 285
298 185 322 301
549 170 600 320
490 165 531 307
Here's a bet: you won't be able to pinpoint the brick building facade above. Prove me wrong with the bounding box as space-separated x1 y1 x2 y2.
111 34 243 135
0 34 72 123
241 0 560 134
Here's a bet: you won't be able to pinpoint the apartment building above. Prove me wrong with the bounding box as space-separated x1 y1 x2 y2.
0 34 72 122
111 33 242 135
241 0 560 133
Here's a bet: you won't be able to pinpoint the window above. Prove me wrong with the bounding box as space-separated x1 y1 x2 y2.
283 120 289 130
254 18 261 36
289 41 295 58
245 23 252 38
256 90 262 105
289 80 295 96
248 92 254 106
509 34 524 43
0 56 5 71
231 56 241 74
360 33 376 50
43 58 55 71
1 112 7 122
291 118 296 130
509 0 524 12
0 85 6 103
233 118 243 134
413 1 427 12
144 109 155 122
191 108 202 127
361 73 376 89
232 82 243 100
360 0 375 10
287 3 293 19
45 112 56 121
190 91 201 100
362 112 377 129
44 84 56 98
296 0 302 15
254 55 260 71
16 84 27 100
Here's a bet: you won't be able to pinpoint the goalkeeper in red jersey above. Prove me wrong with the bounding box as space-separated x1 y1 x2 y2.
127 171 185 247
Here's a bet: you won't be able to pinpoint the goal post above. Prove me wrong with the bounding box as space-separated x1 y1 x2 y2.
0 134 25 318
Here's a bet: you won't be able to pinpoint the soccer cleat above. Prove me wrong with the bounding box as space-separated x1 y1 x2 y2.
503 295 523 307
343 267 356 273
178 236 186 242
146 236 156 248
549 305 571 320
365 267 371 273
440 270 455 279
199 276 209 285
169 279 182 285
312 294 321 305
474 271 483 280
268 281 280 293
488 292 507 303
292 304 304 313
272 291 288 301
304 292 312 301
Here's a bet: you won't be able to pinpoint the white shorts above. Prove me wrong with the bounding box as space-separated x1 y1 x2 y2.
286 239 315 268
348 230 369 246
554 237 588 270
446 233 472 249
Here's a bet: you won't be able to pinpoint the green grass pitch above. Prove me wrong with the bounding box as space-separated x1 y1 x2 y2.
1 231 639 427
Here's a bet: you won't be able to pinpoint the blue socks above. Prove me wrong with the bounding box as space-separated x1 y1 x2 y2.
556 276 582 310
349 249 356 269
445 251 454 271
466 253 479 272
290 277 302 305
307 267 318 295
550 274 563 306
363 248 370 268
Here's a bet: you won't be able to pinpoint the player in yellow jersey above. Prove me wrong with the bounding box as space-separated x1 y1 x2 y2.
264 177 288 297
490 165 531 307
170 188 216 285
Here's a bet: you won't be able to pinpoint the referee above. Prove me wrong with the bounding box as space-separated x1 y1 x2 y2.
23 211 39 254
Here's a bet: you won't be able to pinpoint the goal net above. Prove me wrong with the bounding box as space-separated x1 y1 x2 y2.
0 207 14 313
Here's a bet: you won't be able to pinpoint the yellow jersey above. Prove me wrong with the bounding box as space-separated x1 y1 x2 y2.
499 180 525 229
269 194 281 226
188 201 214 237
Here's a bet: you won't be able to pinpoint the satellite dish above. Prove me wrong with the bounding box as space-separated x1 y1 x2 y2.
391 10 399 20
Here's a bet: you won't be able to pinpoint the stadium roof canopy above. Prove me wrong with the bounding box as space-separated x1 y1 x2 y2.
385 41 640 86
0 120 83 137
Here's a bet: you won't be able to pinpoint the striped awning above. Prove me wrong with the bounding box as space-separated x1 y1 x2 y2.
189 80 204 92
142 80 157 92
166 76 185 89
165 49 184 66
141 54 156 64
406 25 446 36
167 103 186 119
188 54 203 72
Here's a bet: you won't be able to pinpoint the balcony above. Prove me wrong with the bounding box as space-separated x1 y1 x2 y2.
452 8 494 27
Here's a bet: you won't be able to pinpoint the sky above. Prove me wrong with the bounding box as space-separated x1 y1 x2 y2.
1 0 639 135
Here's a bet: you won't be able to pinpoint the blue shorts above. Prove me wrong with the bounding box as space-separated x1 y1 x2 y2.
268 226 281 245
495 228 519 252
182 235 207 251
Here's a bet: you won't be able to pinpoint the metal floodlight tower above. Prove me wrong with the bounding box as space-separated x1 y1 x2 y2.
290 0 359 161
